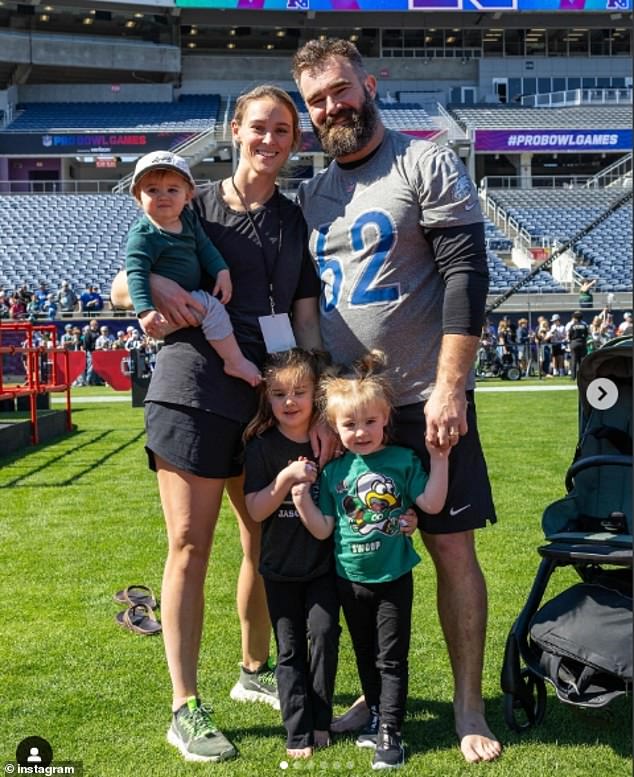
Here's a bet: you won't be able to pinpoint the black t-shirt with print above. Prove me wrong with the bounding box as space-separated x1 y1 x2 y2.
244 427 333 582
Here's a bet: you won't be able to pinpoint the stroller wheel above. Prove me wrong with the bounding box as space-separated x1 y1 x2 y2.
503 669 547 732
505 366 522 381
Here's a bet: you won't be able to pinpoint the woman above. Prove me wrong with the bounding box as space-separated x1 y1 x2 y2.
111 85 322 763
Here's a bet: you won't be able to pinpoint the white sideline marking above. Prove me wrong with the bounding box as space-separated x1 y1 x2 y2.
49 384 578 405
51 395 131 403
476 385 578 393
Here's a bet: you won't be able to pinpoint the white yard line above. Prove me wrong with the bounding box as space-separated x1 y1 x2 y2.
50 383 579 404
476 384 578 393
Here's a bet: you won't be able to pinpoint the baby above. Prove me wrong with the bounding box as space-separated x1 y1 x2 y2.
125 150 261 386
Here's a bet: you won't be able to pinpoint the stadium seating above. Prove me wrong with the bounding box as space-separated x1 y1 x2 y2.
448 104 631 131
486 249 567 295
4 95 221 132
0 194 138 295
487 188 632 292
484 220 514 253
0 192 573 301
376 101 436 130
288 91 436 131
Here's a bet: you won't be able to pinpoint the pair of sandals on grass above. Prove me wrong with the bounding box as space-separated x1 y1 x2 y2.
114 585 162 636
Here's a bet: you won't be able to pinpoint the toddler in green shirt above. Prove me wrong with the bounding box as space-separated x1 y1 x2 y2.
126 150 261 386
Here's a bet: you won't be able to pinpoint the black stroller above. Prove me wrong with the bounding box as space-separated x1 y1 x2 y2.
500 335 632 731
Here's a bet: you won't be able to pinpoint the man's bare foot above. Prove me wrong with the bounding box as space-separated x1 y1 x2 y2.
330 695 369 734
455 706 502 763
314 730 331 749
287 747 312 759
223 356 262 387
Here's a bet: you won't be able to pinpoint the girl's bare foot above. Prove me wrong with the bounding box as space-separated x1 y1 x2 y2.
286 747 313 759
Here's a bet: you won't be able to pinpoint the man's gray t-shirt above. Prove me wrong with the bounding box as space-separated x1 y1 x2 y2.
298 130 483 405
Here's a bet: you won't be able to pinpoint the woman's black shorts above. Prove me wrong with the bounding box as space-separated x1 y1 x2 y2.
145 401 246 479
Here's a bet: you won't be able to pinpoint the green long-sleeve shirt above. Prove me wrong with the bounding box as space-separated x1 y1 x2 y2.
125 207 228 315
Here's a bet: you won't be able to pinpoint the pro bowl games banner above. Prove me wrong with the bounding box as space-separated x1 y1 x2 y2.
474 129 633 153
0 132 197 155
177 0 631 9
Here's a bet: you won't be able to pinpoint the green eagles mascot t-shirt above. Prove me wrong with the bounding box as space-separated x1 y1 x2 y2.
319 446 427 583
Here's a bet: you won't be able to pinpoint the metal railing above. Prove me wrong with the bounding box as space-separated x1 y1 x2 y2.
381 47 481 60
0 179 121 194
482 194 533 252
0 176 304 197
436 104 470 142
585 152 632 189
111 127 219 193
481 175 593 191
520 87 632 108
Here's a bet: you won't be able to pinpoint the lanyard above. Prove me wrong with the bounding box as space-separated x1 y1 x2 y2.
231 176 282 314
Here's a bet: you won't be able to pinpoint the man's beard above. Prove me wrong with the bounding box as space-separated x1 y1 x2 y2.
312 89 379 158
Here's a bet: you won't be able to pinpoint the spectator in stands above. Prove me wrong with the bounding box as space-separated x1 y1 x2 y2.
482 317 496 339
70 326 83 351
16 282 32 305
33 281 49 310
9 295 27 320
515 318 530 374
124 326 141 350
495 318 510 359
95 325 114 350
616 311 632 337
502 314 517 344
44 293 58 320
60 323 75 349
57 280 78 315
112 330 128 350
110 84 320 763
126 150 261 387
545 314 566 376
578 278 597 310
79 284 104 313
77 318 103 386
599 308 616 341
567 311 590 381
534 317 551 377
589 315 605 352
0 291 8 319
26 294 40 321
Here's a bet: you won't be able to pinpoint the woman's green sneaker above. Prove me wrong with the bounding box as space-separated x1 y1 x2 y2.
167 697 237 762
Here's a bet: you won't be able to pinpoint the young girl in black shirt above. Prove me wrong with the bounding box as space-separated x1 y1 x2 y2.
243 348 339 760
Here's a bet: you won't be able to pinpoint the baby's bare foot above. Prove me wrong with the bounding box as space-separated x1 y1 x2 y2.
224 356 262 387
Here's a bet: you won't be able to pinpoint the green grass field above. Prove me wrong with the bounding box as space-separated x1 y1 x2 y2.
1 386 631 777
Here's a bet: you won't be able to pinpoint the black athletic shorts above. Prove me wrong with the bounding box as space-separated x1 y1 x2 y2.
391 391 497 534
551 343 564 357
145 401 246 479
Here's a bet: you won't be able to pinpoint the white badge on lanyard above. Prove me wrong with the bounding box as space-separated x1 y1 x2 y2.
258 313 296 353
231 177 294 352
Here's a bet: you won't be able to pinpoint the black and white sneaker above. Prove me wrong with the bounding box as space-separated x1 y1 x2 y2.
356 705 380 748
371 724 404 770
